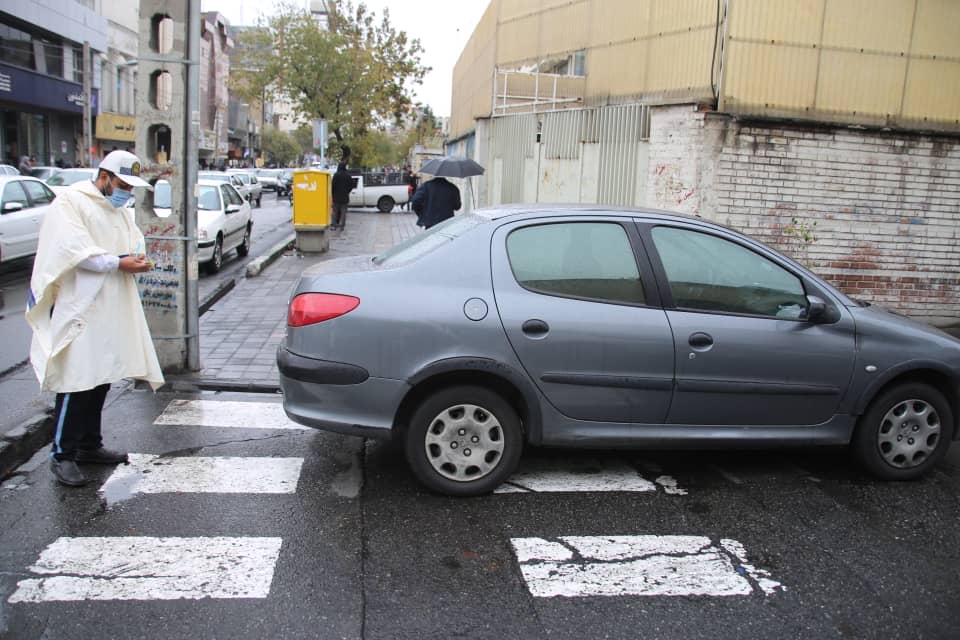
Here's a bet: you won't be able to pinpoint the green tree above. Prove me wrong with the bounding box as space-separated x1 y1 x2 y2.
292 124 315 159
256 1 428 156
261 126 300 167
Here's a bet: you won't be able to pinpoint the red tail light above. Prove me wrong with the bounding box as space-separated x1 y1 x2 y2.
288 293 360 327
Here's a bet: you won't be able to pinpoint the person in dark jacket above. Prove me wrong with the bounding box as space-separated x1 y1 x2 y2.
411 176 461 229
330 162 354 230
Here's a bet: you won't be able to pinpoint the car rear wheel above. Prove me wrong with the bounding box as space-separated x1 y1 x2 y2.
852 382 953 480
208 235 223 273
236 224 251 257
405 386 522 496
377 196 395 213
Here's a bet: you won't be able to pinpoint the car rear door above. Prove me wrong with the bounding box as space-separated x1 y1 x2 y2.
491 216 675 424
641 222 856 426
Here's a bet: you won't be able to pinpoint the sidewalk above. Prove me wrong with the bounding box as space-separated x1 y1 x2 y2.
0 209 420 477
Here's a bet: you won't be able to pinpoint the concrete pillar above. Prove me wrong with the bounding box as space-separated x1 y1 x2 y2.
134 1 196 372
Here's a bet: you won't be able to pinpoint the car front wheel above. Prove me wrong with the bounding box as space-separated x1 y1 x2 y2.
852 382 954 480
208 235 223 273
236 224 251 257
405 386 523 496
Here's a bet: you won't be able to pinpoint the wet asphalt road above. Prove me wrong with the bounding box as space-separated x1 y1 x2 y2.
1 388 958 640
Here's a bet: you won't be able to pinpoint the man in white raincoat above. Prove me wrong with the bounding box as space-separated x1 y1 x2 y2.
26 150 164 487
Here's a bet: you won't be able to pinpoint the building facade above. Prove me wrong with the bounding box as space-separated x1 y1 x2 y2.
449 0 960 326
95 0 138 159
199 11 231 168
0 0 107 167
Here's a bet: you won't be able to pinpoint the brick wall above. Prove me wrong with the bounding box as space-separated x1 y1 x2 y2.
647 105 960 326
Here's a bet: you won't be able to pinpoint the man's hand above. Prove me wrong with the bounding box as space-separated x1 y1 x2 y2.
119 254 153 273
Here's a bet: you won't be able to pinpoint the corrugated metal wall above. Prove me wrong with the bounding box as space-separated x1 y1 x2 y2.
593 105 650 206
450 0 959 140
721 0 960 131
489 114 538 204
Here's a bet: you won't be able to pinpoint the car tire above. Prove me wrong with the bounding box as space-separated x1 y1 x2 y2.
852 382 954 480
404 385 523 496
377 196 395 213
208 235 223 273
236 224 251 257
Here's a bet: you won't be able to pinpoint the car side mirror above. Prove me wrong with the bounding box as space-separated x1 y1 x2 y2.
805 295 840 324
225 204 241 214
2 201 24 213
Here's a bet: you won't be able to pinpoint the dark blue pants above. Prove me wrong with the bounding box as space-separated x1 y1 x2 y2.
50 384 110 460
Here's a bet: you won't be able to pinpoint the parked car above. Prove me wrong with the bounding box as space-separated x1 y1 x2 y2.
46 168 97 195
255 168 286 195
151 179 252 272
29 166 60 181
0 175 57 263
0 164 20 176
347 174 409 212
278 206 960 496
227 170 262 207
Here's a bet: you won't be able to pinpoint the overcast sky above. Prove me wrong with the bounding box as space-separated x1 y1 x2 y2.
200 0 490 117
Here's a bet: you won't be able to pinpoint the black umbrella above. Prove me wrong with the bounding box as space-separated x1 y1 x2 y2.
418 156 485 178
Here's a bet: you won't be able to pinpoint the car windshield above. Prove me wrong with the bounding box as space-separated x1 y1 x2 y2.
200 173 230 182
197 185 219 210
373 214 487 266
47 169 94 186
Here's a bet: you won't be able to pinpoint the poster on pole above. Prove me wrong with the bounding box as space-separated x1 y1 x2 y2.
312 119 328 164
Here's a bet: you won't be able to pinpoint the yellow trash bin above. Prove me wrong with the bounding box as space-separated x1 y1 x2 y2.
292 169 332 253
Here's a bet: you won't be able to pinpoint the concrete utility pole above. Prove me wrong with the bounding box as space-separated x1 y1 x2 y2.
135 0 200 372
82 41 92 167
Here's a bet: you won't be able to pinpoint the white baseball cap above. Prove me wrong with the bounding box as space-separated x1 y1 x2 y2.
98 150 150 187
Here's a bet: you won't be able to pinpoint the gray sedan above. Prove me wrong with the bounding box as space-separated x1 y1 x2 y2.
278 206 959 496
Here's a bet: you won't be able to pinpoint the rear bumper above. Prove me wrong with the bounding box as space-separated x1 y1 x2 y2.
277 347 406 439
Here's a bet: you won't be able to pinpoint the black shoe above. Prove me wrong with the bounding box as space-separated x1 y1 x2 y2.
75 447 128 465
51 459 89 487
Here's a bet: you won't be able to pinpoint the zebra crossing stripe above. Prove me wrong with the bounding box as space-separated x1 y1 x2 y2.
99 454 303 502
511 535 783 598
153 400 310 430
8 536 283 602
495 459 685 494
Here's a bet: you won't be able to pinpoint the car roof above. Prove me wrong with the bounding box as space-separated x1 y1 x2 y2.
472 203 742 234
0 175 47 184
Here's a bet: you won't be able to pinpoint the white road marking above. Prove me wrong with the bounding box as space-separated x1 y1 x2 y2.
8 536 283 602
495 459 684 494
153 399 310 430
511 535 783 598
99 454 303 503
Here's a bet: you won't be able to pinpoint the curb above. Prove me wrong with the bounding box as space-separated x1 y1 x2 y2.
199 278 236 316
0 412 54 479
246 232 296 277
161 377 281 394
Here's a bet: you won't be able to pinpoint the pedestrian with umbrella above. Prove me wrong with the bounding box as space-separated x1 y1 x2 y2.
412 156 484 228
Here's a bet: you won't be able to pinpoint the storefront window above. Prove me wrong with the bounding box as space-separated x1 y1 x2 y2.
0 23 35 70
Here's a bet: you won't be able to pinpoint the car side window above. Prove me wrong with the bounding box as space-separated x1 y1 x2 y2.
223 184 243 206
2 181 29 209
507 222 645 305
651 226 807 318
23 180 54 205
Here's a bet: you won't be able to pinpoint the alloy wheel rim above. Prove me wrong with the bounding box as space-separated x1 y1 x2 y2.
424 403 505 482
877 398 940 468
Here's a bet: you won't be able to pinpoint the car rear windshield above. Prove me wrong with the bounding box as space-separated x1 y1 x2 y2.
373 214 487 266
153 182 171 208
46 169 94 186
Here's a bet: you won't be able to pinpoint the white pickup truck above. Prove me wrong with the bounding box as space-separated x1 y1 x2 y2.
348 174 409 212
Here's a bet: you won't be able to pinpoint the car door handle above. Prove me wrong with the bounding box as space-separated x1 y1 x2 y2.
522 319 550 337
688 332 714 349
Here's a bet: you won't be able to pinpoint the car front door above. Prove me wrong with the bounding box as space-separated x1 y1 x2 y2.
492 217 675 424
643 222 856 426
0 180 38 261
220 184 246 249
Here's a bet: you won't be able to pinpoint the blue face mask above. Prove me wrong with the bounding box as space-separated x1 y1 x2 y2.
107 186 132 208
